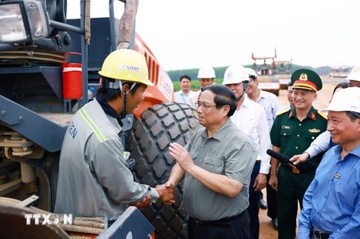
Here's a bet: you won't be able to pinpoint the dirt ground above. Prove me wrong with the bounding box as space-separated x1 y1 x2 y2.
258 79 339 239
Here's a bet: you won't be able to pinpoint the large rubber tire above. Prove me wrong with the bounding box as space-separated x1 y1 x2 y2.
127 102 200 239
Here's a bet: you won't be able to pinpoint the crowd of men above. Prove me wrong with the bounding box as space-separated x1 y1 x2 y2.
55 48 360 239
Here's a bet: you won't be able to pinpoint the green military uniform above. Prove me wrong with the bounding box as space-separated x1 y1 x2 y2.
269 69 328 239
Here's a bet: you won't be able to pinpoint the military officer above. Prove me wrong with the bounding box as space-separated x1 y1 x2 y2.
268 69 328 239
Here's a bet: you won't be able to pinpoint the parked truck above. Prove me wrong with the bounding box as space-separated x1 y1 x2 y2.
0 0 197 238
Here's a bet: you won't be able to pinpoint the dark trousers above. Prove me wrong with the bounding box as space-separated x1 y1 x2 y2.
247 161 260 239
188 211 250 239
266 168 277 219
277 166 315 239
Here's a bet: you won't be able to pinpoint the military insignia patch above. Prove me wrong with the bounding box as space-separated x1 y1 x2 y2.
299 73 308 81
310 112 316 120
309 128 320 133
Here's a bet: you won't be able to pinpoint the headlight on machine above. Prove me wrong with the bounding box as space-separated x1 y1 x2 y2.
0 0 49 43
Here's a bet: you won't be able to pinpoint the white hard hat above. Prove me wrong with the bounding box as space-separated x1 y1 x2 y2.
347 64 360 81
245 68 258 78
222 65 249 85
197 66 216 78
327 87 360 113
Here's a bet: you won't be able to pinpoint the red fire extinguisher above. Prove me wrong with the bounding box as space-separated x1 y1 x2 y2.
62 52 82 99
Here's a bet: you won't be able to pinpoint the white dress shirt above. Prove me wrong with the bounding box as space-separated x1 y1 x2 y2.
174 90 194 104
254 89 280 130
305 130 331 158
230 96 271 174
186 90 200 109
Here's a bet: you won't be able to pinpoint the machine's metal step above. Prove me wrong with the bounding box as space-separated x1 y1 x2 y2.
0 50 64 64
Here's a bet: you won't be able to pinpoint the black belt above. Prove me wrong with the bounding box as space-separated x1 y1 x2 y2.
313 229 330 239
255 160 261 164
191 211 245 228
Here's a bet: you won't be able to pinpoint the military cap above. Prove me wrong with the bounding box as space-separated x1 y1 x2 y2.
290 69 322 91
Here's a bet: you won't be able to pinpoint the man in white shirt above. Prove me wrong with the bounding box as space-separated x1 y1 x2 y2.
245 68 280 129
223 64 271 239
245 67 280 230
174 74 194 104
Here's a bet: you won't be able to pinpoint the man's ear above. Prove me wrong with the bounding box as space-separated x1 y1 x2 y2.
122 83 130 92
222 105 230 116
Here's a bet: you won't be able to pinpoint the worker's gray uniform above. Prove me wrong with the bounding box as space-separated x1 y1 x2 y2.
54 100 158 217
183 119 257 221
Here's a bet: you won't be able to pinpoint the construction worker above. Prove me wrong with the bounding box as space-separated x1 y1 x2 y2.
245 67 280 230
298 87 360 239
187 66 216 109
166 84 257 239
174 74 194 103
268 69 328 239
55 49 174 217
223 65 271 239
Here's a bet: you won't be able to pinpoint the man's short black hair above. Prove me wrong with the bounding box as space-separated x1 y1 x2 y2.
179 74 191 83
203 85 237 117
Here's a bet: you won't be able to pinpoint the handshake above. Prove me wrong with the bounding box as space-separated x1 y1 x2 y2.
131 183 175 209
156 183 176 205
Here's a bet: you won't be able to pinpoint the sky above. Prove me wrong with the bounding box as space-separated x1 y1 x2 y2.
134 0 360 71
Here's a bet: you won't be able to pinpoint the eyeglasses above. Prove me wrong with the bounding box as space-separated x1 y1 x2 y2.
195 101 217 110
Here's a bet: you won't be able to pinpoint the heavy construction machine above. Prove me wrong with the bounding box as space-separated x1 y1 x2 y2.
274 60 292 89
328 65 350 79
251 52 292 95
0 0 198 238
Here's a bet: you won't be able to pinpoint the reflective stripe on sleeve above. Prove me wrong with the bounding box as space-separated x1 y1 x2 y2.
79 108 107 143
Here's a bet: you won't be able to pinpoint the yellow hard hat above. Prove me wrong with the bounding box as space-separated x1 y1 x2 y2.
98 49 154 86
